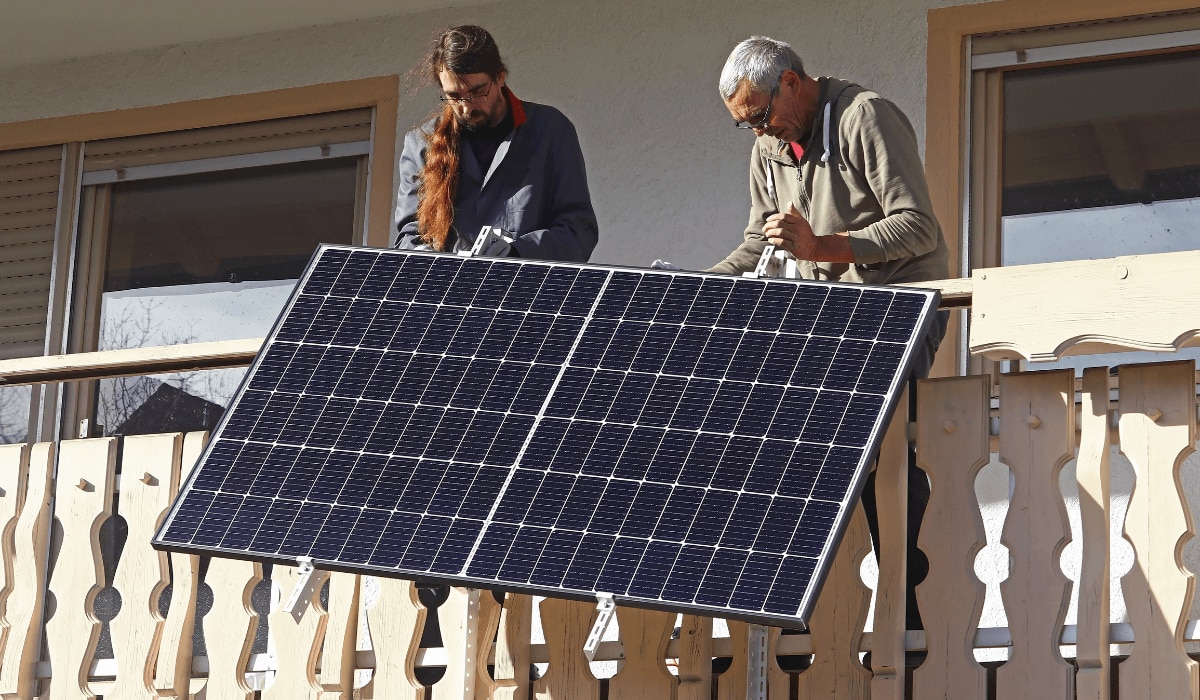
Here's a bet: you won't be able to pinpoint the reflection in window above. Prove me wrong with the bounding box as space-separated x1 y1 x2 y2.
94 158 358 436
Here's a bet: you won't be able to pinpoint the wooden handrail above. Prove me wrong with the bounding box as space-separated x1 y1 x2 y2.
0 337 263 386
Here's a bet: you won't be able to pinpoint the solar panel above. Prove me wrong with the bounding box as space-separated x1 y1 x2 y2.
153 245 939 626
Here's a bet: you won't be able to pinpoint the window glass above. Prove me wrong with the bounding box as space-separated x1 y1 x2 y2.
1000 50 1200 372
94 158 358 436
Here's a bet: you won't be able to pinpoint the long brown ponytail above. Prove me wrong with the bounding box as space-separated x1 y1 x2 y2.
416 25 508 250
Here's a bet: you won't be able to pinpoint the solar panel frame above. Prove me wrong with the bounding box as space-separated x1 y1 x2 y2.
153 244 940 627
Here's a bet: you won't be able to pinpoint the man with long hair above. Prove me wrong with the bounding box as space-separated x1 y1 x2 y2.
394 25 598 261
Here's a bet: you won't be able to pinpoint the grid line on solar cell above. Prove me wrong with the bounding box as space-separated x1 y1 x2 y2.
156 246 936 626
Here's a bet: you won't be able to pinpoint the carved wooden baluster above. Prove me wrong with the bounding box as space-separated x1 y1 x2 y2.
429 587 482 700
871 385 910 700
1076 367 1113 700
1118 361 1198 700
766 628 789 700
108 433 183 700
154 431 207 699
793 505 872 699
716 620 749 700
995 370 1075 699
912 376 990 700
362 577 426 700
0 445 28 668
533 597 599 700
471 589 503 700
492 592 532 700
201 556 263 700
261 564 327 699
44 437 118 700
317 572 360 699
607 606 675 700
674 615 712 700
0 443 52 700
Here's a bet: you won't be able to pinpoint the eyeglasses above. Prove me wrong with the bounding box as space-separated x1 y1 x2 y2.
439 80 493 105
734 84 779 130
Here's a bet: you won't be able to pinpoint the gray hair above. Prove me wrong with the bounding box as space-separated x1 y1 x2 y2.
719 36 806 99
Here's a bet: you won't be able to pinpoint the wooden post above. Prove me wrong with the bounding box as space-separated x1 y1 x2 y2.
492 592 532 700
201 556 263 700
674 615 712 700
607 606 675 699
533 597 599 700
262 564 327 699
317 572 361 699
871 385 910 700
1076 367 1113 700
472 588 504 700
362 577 426 700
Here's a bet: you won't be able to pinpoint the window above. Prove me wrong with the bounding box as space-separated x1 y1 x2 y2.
0 78 399 442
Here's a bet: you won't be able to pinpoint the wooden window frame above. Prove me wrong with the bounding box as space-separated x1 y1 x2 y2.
925 0 1200 377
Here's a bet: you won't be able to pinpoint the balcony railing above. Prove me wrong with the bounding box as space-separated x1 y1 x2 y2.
0 250 1196 699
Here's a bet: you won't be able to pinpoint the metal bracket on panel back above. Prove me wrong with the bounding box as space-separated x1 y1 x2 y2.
746 624 769 700
461 226 515 258
282 557 329 623
744 244 798 279
582 593 616 662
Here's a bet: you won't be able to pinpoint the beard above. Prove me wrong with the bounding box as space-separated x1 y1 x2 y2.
457 110 489 132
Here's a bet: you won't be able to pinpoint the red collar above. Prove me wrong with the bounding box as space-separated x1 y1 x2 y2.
503 85 527 127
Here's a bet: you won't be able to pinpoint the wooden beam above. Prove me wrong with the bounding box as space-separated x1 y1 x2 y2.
0 338 263 386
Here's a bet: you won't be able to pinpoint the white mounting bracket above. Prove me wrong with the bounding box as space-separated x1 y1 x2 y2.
282 557 329 623
459 588 483 699
461 225 514 258
746 623 769 700
582 593 617 662
745 244 799 279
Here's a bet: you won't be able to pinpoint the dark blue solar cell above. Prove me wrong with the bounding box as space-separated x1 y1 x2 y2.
302 346 353 396
390 304 436 352
420 307 468 355
811 447 863 500
336 348 385 398
305 297 353 344
499 527 551 583
477 312 524 359
858 342 907 394
479 362 530 413
472 262 519 308
581 424 632 477
702 382 752 433
558 269 608 316
454 412 505 463
281 501 333 555
557 476 606 526
218 496 271 550
339 508 392 564
754 497 805 553
723 332 773 382
678 433 727 487
507 313 555 359
776 444 830 499
529 529 584 586
686 278 735 326
365 457 418 510
730 552 782 612
695 548 751 607
360 302 408 349
247 445 304 499
449 359 500 410
367 511 421 569
304 248 350 295
661 545 713 603
543 367 591 419
310 505 359 560
823 339 872 392
220 390 271 441
654 276 702 324
443 259 492 306
518 418 569 469
637 375 686 428
669 380 718 431
693 328 741 379
754 334 805 385
274 343 327 392
779 284 829 335
686 490 737 546
877 293 927 342
790 501 839 557
307 450 357 504
393 405 444 457
620 482 671 538
835 393 886 445
612 427 663 480
536 316 584 365
338 453 388 507
715 280 765 329
412 258 461 305
385 254 435 302
190 439 241 491
764 557 817 615
422 357 470 406
551 421 601 473
445 308 495 357
504 264 550 312
628 541 681 599
623 275 672 322
362 352 410 401
800 391 851 443
606 373 655 424
465 523 519 579
160 490 216 545
530 267 580 314
357 254 404 299
629 324 678 374
592 272 641 319
747 283 797 332
660 325 708 376
423 408 474 461
843 289 892 340
767 387 816 441
459 465 509 518
363 403 413 455
645 431 695 483
561 533 617 591
573 370 621 421
276 396 327 446
791 337 839 387
428 464 478 515
571 319 617 369
328 250 378 297
308 398 357 448
719 493 772 549
599 322 649 371
524 472 575 527
812 287 860 337
487 414 535 465
492 469 541 524
399 515 452 571
594 537 647 595
709 437 758 491
654 486 705 542
744 440 793 493
511 365 558 414
248 342 298 391
732 384 785 438
276 448 327 500
430 519 482 575
248 498 302 554
585 479 639 535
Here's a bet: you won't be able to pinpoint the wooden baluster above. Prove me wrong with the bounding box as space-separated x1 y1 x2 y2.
766 628 789 700
0 444 27 661
533 597 599 700
492 592 532 700
108 433 183 700
201 556 262 700
362 577 426 700
674 615 711 700
472 589 503 700
154 431 207 699
261 564 326 699
317 572 360 699
871 385 910 700
0 443 53 700
607 606 675 700
44 437 118 700
430 587 483 700
1076 368 1113 700
912 375 990 700
716 620 749 700
995 370 1075 699
1118 361 1199 699
793 504 872 699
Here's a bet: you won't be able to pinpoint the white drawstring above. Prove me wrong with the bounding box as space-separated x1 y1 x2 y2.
821 102 832 163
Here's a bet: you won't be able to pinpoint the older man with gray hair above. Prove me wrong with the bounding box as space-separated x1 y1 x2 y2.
711 36 950 636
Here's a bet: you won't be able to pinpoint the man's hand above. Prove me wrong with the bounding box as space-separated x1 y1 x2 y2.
763 202 818 260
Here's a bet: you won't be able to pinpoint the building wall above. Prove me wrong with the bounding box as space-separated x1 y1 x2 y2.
0 0 983 269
